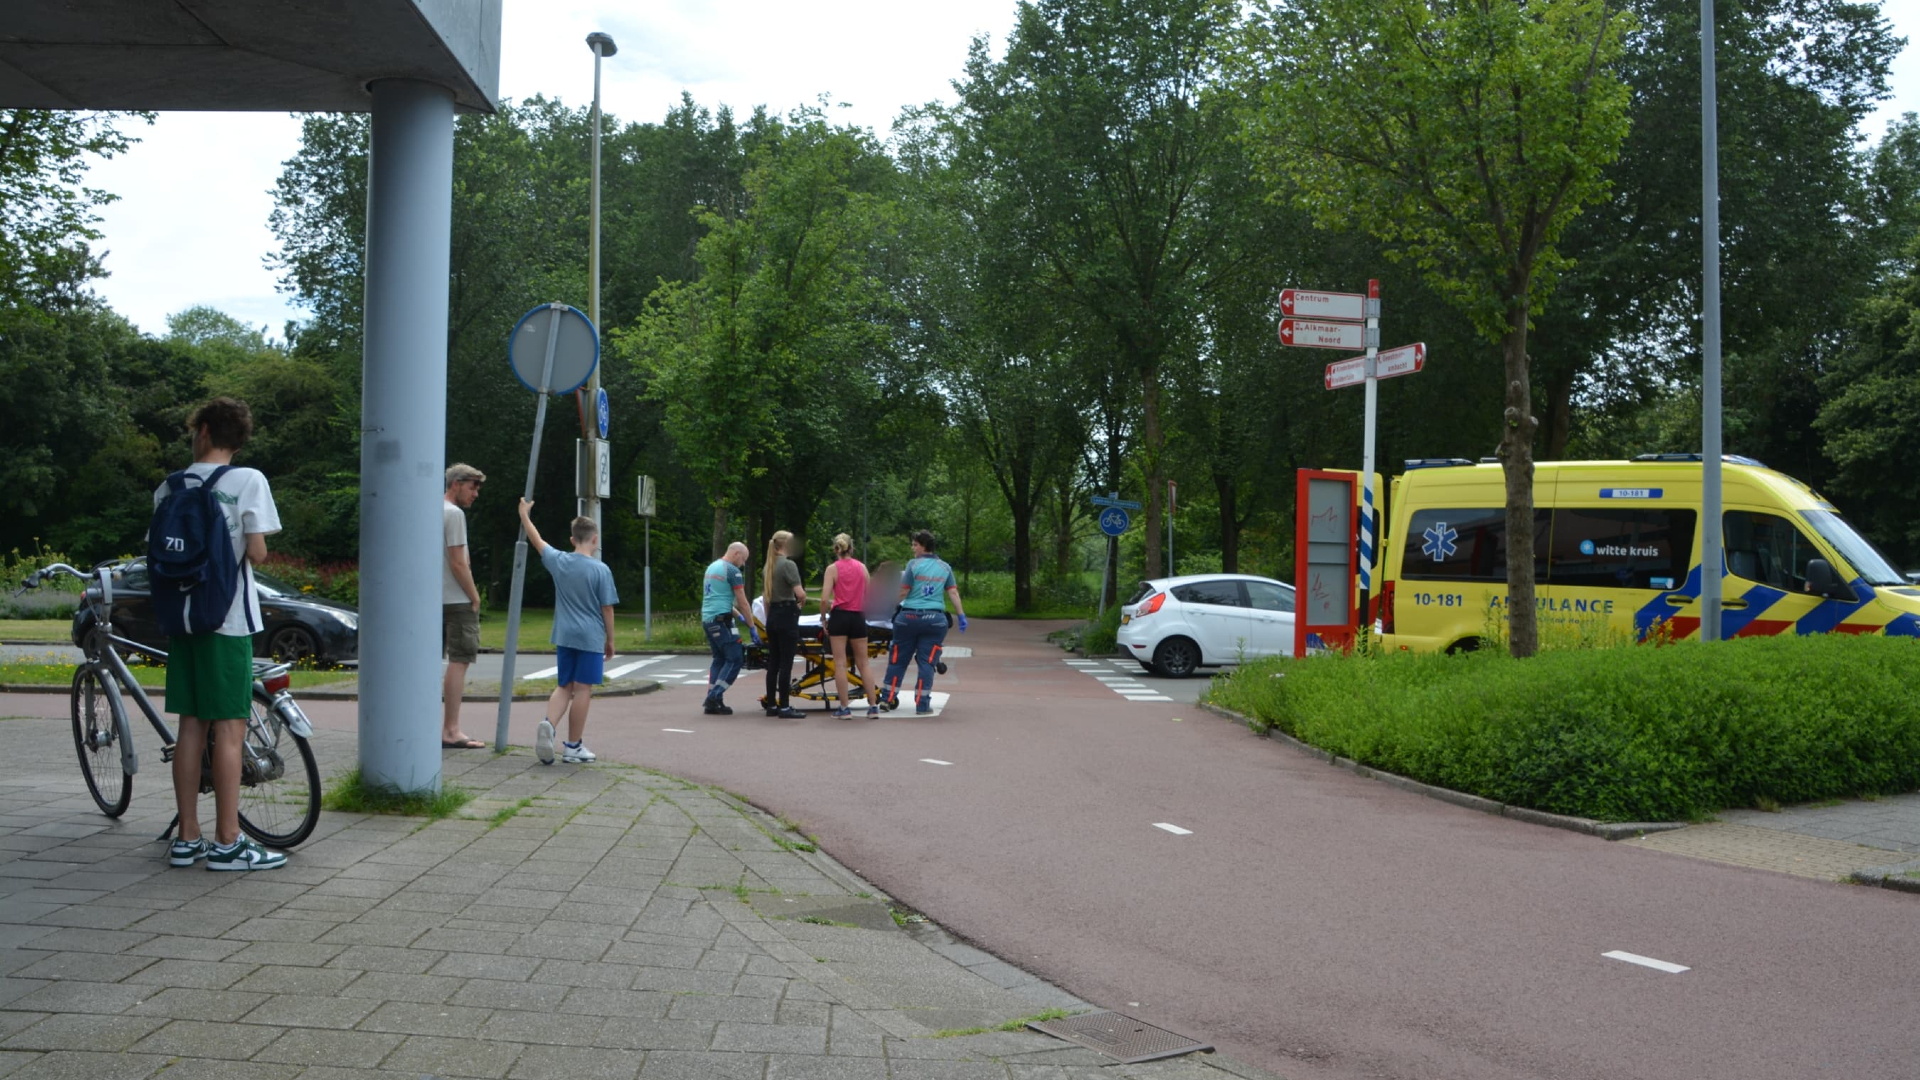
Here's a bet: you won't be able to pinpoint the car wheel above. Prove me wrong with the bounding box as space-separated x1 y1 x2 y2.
1152 636 1201 678
267 625 319 664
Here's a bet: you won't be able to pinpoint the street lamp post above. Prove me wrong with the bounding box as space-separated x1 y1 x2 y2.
584 31 616 555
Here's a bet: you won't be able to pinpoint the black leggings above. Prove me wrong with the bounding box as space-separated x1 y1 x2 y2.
765 601 801 708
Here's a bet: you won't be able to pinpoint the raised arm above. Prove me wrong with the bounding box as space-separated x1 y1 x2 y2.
517 498 548 556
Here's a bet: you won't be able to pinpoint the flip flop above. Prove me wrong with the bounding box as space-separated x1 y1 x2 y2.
441 738 485 749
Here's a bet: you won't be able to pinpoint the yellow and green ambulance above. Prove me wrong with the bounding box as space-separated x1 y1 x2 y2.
1378 455 1920 652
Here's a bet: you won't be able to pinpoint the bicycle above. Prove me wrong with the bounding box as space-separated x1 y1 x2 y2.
17 561 322 848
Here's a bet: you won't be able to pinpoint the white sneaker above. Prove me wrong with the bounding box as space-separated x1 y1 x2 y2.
562 741 596 763
535 719 556 765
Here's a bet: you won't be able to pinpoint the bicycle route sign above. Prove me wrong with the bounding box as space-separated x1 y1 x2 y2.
1098 506 1132 537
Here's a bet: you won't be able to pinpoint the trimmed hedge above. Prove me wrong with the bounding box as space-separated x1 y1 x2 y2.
1207 635 1920 822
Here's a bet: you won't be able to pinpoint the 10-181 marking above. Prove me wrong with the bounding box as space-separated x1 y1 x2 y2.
1410 592 1465 607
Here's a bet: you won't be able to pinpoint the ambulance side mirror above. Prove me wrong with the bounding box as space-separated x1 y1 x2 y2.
1805 560 1857 603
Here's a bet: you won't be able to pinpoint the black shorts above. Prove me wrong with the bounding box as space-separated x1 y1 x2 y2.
826 608 868 639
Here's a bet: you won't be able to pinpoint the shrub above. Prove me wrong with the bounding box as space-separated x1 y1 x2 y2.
257 554 359 607
1207 635 1920 822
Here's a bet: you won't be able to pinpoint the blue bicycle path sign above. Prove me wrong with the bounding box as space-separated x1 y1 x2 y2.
1098 506 1132 537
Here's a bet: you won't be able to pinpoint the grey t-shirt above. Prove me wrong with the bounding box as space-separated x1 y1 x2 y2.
768 557 802 603
541 546 619 652
442 500 470 605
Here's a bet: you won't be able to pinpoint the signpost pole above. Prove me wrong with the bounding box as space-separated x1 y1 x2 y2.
583 32 616 556
644 517 652 643
495 307 563 751
1359 280 1380 637
1699 0 1724 642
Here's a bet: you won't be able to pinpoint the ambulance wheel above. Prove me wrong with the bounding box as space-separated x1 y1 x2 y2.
1446 637 1484 655
1152 637 1201 678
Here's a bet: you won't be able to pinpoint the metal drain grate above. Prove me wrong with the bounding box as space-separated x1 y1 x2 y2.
1028 1010 1213 1064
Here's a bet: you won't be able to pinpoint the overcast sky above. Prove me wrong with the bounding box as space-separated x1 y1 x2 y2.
80 0 1920 340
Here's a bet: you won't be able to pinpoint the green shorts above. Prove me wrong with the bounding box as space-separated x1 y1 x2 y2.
165 633 255 721
443 603 480 663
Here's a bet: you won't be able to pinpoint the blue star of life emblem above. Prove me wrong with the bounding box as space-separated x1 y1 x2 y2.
1422 522 1458 562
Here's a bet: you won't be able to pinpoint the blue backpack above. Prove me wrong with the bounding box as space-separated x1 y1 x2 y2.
148 465 246 636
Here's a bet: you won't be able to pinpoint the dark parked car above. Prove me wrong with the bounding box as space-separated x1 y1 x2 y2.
72 559 359 667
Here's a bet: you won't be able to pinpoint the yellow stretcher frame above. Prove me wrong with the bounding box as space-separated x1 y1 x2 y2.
742 614 948 712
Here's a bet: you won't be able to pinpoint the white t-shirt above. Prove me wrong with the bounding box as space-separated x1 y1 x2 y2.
150 463 281 637
442 499 471 605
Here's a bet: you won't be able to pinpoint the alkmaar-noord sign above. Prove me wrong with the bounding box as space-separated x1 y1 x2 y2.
1279 318 1368 350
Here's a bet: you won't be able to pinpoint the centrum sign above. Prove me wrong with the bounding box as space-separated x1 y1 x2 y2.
1280 288 1367 322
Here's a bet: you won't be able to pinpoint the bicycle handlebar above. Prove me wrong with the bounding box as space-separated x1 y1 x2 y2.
15 562 88 597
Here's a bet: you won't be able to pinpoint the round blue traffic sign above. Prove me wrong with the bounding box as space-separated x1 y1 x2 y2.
596 387 610 439
1098 506 1131 537
507 303 598 396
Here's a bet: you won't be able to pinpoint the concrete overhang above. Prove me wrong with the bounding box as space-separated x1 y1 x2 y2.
0 0 500 113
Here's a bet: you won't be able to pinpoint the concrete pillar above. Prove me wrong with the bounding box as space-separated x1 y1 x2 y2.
357 79 455 793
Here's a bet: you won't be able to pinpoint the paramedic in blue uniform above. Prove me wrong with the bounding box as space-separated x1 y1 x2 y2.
881 530 968 715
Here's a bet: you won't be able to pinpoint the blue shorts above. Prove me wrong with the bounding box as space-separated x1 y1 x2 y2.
555 645 604 686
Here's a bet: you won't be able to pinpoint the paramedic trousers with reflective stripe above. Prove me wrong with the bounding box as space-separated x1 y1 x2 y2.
703 616 744 705
883 609 948 710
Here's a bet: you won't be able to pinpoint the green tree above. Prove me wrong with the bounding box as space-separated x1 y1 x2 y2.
0 109 150 314
620 112 906 568
1229 0 1633 656
944 0 1252 582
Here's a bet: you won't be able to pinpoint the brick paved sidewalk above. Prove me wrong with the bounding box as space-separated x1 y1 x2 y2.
0 715 1273 1080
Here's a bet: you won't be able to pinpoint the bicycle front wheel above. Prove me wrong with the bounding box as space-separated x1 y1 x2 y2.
235 694 320 848
70 668 131 817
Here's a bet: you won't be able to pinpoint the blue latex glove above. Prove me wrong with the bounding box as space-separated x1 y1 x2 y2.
957 614 969 633
749 631 762 647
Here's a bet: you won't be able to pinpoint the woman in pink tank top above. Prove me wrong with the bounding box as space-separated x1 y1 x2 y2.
822 533 878 718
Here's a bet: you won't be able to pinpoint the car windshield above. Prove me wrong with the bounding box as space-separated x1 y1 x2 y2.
1800 510 1905 586
251 571 297 599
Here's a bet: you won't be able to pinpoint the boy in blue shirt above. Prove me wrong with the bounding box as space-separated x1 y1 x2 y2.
518 498 619 764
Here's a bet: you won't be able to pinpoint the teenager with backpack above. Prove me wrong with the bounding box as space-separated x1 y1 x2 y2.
151 397 286 871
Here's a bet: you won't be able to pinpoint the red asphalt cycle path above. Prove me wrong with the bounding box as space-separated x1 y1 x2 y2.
288 622 1920 1079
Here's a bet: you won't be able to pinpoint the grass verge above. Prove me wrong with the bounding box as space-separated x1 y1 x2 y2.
1207 634 1920 823
481 608 709 651
0 659 348 690
0 619 75 641
322 768 475 819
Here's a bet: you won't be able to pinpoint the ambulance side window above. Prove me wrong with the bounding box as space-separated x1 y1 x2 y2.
1401 508 1549 582
1723 511 1818 592
1549 508 1696 590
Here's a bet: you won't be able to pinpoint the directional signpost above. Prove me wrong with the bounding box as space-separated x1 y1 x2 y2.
1325 342 1425 390
1277 280 1432 636
1091 492 1142 622
1279 318 1370 351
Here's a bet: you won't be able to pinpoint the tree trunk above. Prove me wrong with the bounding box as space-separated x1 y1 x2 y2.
1497 298 1540 659
1011 504 1034 612
1141 367 1164 579
1542 372 1575 460
710 504 729 560
961 480 974 589
1215 470 1239 573
1052 476 1074 580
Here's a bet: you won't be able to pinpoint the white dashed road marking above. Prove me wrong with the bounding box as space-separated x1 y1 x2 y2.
1064 659 1172 702
920 759 953 766
605 656 669 680
662 728 695 734
1603 951 1689 974
1154 823 1193 835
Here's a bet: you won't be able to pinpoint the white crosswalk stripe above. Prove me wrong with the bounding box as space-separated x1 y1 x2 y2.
1062 659 1173 702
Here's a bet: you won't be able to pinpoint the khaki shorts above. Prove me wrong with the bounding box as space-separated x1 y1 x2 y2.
443 603 480 663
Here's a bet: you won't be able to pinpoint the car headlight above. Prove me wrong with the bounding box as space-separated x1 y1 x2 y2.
324 609 358 630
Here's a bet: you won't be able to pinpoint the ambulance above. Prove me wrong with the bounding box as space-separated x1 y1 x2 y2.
1377 454 1920 652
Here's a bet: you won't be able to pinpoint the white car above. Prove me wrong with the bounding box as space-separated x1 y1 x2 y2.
1115 574 1297 676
